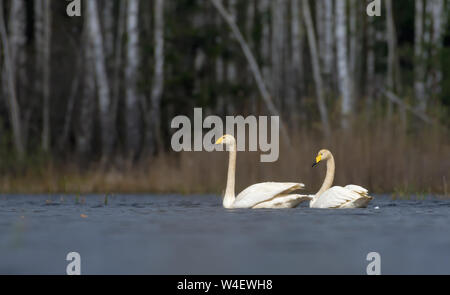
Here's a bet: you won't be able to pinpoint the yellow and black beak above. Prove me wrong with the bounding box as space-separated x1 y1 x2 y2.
215 136 224 145
312 155 322 167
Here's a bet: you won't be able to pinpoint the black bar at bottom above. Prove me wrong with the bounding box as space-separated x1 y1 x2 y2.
0 275 448 293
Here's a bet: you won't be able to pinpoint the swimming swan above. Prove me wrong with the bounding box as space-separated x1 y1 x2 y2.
309 149 373 208
215 134 309 209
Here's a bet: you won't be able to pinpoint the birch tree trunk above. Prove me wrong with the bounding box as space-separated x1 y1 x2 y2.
246 0 257 113
387 0 403 93
258 0 271 89
349 0 357 77
414 0 427 112
41 0 52 152
429 0 446 97
7 0 27 145
211 0 291 145
86 0 114 158
125 0 142 157
271 0 286 107
7 0 26 78
77 29 96 156
288 0 303 124
420 0 435 100
102 0 115 63
59 54 81 150
290 0 303 91
245 1 255 50
316 0 325 62
349 0 363 99
34 0 44 145
215 9 226 115
193 5 206 103
302 0 331 138
423 0 433 63
385 0 403 119
225 0 237 114
111 0 127 130
34 0 44 72
0 0 24 158
386 0 395 91
366 1 376 107
322 0 334 82
335 0 353 128
147 0 165 154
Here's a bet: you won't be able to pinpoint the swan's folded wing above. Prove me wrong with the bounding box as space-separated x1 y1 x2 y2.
233 182 305 208
344 185 369 196
252 194 312 209
312 186 367 208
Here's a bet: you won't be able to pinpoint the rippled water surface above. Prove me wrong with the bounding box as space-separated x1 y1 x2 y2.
1 194 450 274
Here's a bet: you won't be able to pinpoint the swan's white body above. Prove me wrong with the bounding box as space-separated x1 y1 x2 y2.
308 150 373 209
216 135 308 209
233 182 310 209
309 185 372 208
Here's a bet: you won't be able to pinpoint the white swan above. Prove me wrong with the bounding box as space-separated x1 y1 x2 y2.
215 134 309 209
309 149 373 208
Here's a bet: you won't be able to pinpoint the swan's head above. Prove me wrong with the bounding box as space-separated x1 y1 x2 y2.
312 149 331 167
215 134 236 146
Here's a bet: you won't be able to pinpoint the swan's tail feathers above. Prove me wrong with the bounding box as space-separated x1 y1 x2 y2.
345 185 373 199
343 185 373 208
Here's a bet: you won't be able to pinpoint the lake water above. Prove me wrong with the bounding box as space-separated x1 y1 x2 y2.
1 194 450 275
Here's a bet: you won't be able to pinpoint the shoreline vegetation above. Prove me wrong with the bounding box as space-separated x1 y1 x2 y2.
1 116 448 197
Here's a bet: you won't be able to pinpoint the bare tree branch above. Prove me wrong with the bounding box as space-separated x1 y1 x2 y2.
210 0 291 146
383 90 436 125
302 0 331 138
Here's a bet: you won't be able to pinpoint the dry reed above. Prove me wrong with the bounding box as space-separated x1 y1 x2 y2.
0 118 448 196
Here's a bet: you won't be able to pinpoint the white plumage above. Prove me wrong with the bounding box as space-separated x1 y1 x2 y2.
309 150 373 209
310 185 372 209
215 135 307 209
233 182 306 208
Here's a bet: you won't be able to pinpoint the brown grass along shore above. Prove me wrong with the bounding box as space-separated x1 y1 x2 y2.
0 118 448 197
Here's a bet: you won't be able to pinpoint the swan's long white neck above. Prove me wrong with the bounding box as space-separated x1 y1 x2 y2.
223 141 237 208
315 154 335 198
